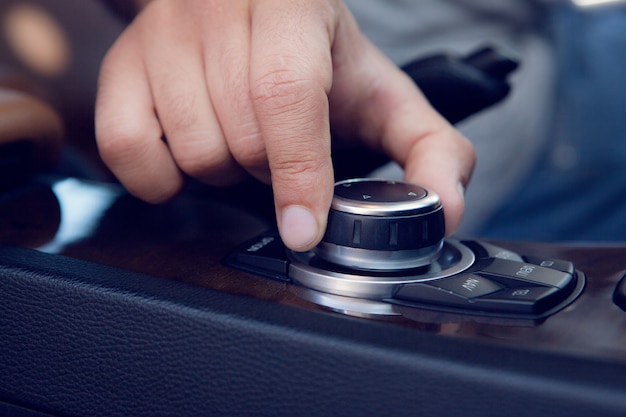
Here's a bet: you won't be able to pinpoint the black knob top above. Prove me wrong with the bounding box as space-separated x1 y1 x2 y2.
315 178 445 271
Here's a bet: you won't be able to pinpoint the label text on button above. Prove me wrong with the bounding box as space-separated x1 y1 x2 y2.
516 265 536 278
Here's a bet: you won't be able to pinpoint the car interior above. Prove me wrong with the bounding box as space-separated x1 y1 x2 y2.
1 1 626 416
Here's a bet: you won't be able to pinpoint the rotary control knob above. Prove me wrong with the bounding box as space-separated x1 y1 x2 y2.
314 178 445 271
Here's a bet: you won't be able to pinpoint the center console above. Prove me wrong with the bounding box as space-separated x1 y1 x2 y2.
1 45 624 417
1 177 626 417
228 178 585 325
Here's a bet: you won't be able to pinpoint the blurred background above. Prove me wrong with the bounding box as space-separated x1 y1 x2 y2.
0 0 123 176
1 0 625 242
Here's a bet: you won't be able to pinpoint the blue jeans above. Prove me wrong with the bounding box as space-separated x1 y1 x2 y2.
479 5 626 241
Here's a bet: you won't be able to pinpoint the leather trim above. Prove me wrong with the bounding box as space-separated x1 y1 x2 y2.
1 245 625 417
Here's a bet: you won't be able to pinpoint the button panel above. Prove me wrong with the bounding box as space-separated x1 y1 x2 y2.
475 286 560 314
430 274 503 298
393 246 579 317
226 234 583 320
225 231 290 282
477 258 574 289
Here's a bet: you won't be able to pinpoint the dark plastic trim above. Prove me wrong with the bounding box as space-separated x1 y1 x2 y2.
1 245 625 417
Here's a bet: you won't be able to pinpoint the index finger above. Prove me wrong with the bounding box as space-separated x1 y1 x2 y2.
249 1 338 252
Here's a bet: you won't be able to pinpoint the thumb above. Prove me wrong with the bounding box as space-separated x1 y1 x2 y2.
330 36 475 235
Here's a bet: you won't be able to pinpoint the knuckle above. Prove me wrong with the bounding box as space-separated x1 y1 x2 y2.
464 136 477 162
270 156 331 205
171 136 247 187
96 123 148 168
456 131 477 166
160 92 200 132
173 138 231 178
251 67 315 115
270 153 327 181
228 132 267 168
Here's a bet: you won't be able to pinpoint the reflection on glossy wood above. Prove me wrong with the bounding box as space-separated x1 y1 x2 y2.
2 177 626 362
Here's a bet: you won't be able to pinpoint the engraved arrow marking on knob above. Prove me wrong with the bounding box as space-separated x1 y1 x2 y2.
362 194 372 200
408 192 417 197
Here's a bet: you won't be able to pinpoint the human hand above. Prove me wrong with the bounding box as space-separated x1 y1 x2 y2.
95 0 475 252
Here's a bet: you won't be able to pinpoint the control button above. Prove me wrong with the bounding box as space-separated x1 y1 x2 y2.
463 240 524 262
478 258 573 289
394 282 474 310
430 274 503 299
394 281 564 315
474 286 560 314
234 233 290 280
316 178 445 270
394 274 503 310
523 256 575 275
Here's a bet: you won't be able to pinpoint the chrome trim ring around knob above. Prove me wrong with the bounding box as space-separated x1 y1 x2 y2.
290 239 475 299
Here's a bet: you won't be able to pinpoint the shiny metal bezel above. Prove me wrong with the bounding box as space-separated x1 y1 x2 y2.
290 287 400 317
288 239 475 300
332 178 441 217
314 240 443 271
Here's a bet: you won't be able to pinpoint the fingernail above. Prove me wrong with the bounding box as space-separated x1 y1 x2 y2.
281 205 319 251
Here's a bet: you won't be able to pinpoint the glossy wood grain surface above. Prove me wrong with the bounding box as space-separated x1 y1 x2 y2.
3 177 626 363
